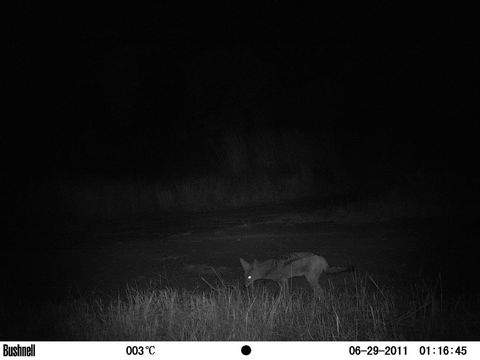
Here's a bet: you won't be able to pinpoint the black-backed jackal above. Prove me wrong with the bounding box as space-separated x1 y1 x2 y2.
239 252 353 294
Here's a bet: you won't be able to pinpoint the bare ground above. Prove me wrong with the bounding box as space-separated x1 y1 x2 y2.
3 203 477 307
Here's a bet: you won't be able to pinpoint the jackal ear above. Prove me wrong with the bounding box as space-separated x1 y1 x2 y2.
239 258 251 271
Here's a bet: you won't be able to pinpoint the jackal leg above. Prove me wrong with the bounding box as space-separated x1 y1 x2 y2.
278 278 289 295
305 273 324 296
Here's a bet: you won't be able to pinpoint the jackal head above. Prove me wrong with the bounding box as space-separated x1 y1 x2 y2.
239 258 259 287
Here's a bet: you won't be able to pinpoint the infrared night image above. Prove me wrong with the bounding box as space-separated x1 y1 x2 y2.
4 3 479 340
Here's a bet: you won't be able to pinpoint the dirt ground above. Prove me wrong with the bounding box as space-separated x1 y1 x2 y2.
4 204 478 307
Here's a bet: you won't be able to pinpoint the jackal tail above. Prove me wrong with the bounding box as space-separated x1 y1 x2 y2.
325 265 355 274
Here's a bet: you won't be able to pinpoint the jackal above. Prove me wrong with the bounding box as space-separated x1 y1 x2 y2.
239 252 352 293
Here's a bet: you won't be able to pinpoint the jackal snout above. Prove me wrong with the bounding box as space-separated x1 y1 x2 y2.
239 257 255 287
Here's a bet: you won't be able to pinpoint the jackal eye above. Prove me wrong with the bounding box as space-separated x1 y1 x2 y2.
247 275 252 279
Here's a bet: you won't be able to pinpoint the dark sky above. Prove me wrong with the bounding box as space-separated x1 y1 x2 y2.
10 3 477 180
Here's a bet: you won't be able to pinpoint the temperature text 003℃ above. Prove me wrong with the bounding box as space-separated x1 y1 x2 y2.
125 345 156 355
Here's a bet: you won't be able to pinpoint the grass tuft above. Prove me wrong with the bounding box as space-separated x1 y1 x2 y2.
11 274 478 340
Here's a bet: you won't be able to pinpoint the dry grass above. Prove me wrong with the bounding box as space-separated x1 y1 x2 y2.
14 273 478 340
